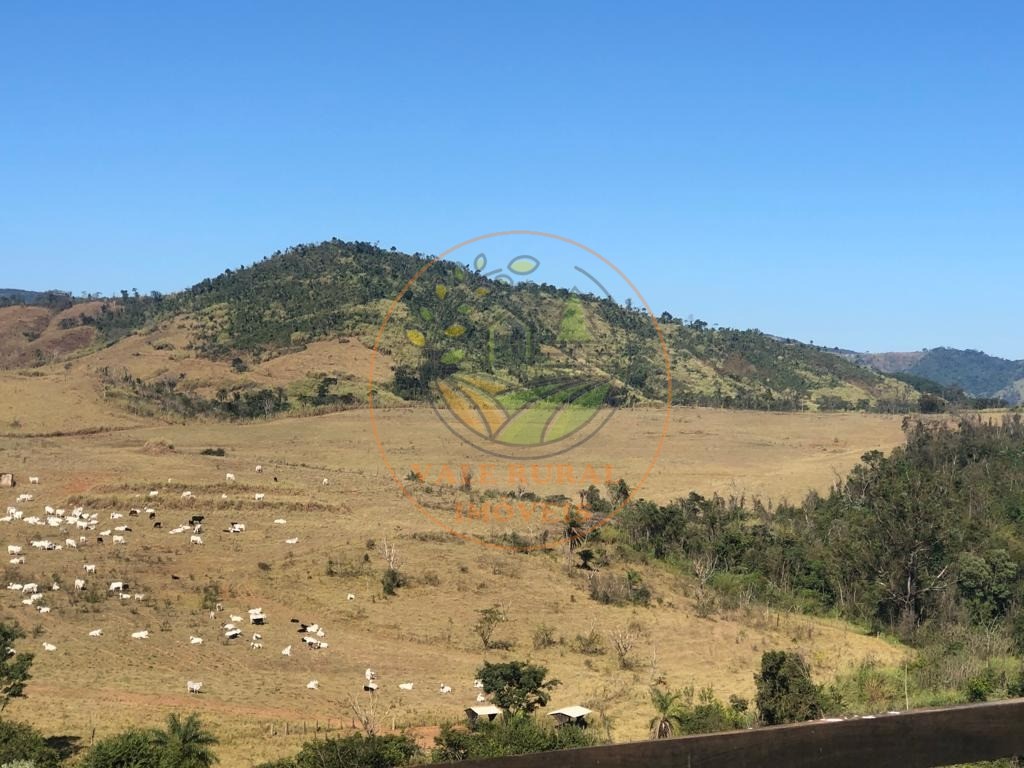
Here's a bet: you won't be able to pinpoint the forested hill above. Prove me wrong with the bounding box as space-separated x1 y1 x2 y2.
3 239 924 416
0 288 72 307
837 348 1024 405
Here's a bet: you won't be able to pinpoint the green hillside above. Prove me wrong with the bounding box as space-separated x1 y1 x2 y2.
8 239 923 417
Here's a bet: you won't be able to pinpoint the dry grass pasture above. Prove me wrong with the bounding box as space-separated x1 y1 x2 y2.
0 400 914 765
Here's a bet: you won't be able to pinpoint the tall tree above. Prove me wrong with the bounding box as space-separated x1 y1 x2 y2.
754 651 825 725
477 661 560 716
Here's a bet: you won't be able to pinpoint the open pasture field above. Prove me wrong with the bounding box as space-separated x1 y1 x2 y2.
0 407 909 765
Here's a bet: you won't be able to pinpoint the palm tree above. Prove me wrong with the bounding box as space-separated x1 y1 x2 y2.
152 712 219 767
648 687 687 739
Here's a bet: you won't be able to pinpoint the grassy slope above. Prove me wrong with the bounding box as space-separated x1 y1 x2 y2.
0 408 909 764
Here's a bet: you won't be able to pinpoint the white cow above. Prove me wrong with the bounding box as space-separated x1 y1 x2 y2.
187 680 203 694
477 692 487 703
74 579 85 590
284 537 298 545
109 581 124 592
254 493 265 502
225 473 235 482
37 606 51 614
112 535 125 545
189 636 203 645
230 615 243 623
9 556 25 564
439 684 452 694
190 535 203 545
273 519 287 525
281 645 291 656
84 564 96 573
473 679 485 689
7 545 22 555
22 583 38 593
306 680 319 690
131 630 150 640
181 491 193 499
322 478 329 486
42 642 56 652
148 491 159 498
255 465 263 473
347 593 355 601
399 682 414 691
88 629 103 637
365 668 377 681
28 477 39 484
65 538 77 549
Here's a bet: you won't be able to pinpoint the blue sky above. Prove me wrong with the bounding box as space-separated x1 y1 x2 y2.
1 2 1021 358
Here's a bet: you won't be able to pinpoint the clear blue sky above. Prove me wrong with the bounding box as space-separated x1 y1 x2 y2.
2 1 1021 358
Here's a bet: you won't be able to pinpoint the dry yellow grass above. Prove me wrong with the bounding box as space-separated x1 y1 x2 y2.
0 405 912 765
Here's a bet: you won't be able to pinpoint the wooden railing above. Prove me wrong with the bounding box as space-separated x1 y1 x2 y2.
435 698 1024 768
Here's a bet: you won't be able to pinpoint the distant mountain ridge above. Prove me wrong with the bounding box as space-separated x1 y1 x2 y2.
0 288 71 306
834 347 1024 405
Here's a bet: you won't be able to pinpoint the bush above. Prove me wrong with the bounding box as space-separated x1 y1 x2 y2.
532 624 557 650
275 733 419 768
965 666 1000 702
432 716 597 762
755 651 834 725
587 570 650 606
572 626 606 656
680 687 748 734
0 721 61 768
1007 666 1024 698
199 447 226 456
79 729 162 768
382 568 406 596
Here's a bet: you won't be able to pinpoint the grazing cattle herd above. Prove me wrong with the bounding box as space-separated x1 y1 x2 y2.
2 467 491 710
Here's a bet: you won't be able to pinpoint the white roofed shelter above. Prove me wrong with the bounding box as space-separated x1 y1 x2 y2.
465 705 502 723
549 705 593 727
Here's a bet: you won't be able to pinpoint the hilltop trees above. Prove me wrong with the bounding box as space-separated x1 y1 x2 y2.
79 238 927 417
